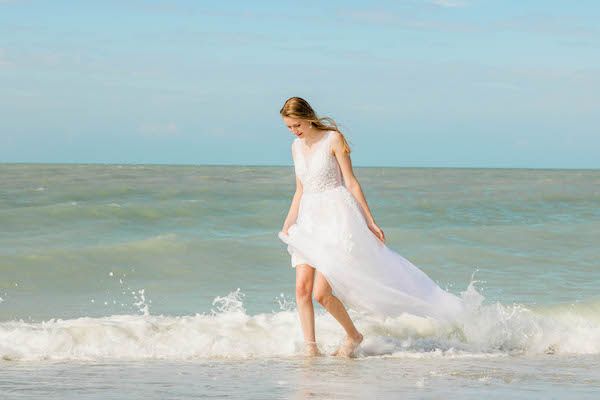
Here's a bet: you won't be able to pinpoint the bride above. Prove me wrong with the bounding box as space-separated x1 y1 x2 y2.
278 97 464 357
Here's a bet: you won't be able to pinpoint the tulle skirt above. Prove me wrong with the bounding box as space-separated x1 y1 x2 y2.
278 185 464 322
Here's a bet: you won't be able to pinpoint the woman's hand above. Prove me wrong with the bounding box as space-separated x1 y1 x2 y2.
368 221 385 243
280 224 292 236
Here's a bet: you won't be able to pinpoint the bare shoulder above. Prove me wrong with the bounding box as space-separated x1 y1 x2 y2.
329 130 344 143
329 131 346 154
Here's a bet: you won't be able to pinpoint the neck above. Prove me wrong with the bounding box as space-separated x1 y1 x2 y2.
303 129 324 146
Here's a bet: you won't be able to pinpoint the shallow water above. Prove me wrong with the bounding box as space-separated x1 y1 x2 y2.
2 356 599 399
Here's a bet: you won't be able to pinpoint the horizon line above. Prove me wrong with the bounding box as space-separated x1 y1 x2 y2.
1 162 599 171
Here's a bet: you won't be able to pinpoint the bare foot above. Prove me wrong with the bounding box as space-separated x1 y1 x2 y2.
304 341 322 357
332 333 363 358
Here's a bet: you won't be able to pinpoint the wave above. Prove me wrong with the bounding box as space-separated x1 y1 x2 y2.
1 285 600 362
0 200 211 224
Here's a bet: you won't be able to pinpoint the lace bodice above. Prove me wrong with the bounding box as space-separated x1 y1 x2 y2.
292 131 344 193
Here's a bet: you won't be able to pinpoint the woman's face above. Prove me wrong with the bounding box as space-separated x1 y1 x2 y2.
282 116 311 139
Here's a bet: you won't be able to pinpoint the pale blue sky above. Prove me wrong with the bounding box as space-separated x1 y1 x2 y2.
1 0 598 168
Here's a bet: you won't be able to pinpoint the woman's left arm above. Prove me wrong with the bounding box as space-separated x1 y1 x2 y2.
331 132 385 243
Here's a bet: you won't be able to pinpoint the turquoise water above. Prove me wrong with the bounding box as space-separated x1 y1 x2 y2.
1 164 599 398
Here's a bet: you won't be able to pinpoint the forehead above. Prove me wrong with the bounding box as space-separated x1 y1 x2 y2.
283 116 303 125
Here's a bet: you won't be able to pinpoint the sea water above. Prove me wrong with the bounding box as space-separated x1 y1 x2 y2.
1 164 599 398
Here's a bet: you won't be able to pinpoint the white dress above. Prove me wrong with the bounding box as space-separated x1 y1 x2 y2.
278 131 465 321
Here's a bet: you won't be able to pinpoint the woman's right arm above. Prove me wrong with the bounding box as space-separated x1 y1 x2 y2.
281 175 303 235
281 142 303 235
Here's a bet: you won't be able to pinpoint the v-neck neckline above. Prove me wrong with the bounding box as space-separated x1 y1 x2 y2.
299 131 330 163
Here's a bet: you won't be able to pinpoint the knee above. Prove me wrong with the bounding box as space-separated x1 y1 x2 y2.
295 285 312 303
313 290 331 306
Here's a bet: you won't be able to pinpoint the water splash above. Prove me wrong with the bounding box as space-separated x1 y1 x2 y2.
1 284 600 361
211 288 245 315
274 293 296 312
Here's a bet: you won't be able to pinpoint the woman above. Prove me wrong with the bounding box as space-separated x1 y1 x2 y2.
278 97 464 358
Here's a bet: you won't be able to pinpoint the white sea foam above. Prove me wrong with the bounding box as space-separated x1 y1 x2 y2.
1 285 600 362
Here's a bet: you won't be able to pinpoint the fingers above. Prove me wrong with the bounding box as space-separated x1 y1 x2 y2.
369 225 385 243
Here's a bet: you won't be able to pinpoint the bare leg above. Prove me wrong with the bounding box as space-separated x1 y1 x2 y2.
295 264 321 356
313 271 363 357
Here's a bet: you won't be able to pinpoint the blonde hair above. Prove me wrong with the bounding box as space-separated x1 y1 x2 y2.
280 97 351 154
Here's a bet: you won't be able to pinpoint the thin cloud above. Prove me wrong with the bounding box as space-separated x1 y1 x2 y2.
338 7 597 39
493 15 597 38
430 0 467 7
138 122 178 136
337 10 397 25
337 9 481 33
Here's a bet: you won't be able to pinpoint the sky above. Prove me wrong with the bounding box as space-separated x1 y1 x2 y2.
0 0 599 168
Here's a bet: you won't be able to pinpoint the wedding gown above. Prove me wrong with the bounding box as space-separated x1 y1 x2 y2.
278 131 464 322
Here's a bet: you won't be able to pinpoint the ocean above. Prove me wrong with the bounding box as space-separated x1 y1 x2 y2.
1 163 599 398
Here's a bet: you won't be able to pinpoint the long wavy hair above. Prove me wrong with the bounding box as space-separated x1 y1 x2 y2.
280 97 351 154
